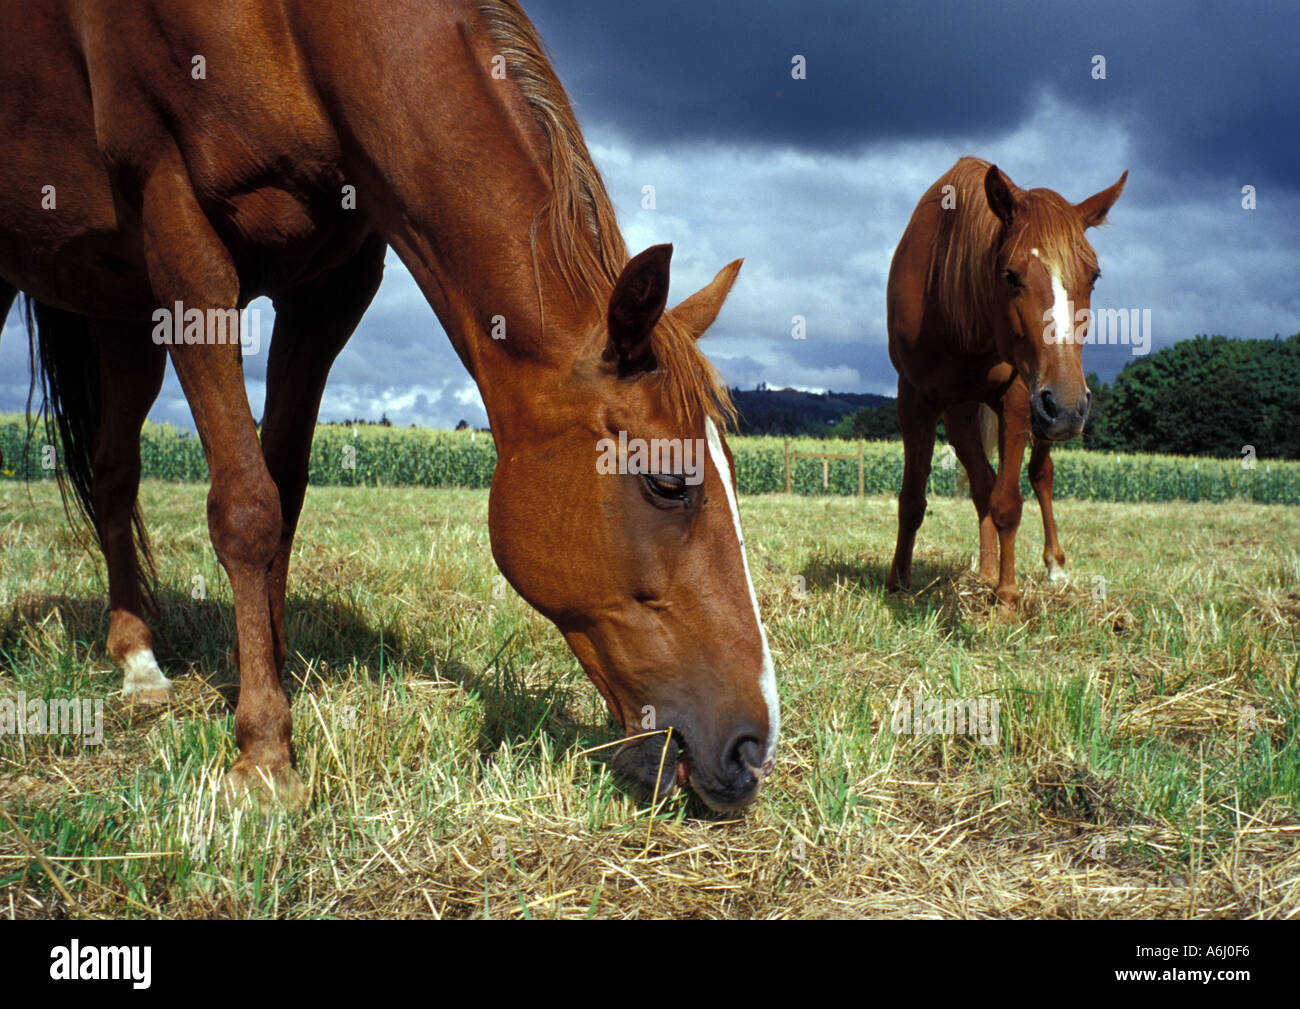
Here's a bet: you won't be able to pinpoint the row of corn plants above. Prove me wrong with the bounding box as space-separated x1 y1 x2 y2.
2 416 1297 503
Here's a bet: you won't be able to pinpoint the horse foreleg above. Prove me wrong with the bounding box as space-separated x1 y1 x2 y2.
944 402 998 585
260 236 386 670
171 333 298 808
990 385 1030 608
1028 438 1067 583
91 322 170 700
141 160 303 809
886 378 938 592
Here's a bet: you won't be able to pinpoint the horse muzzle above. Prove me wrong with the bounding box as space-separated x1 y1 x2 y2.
610 718 770 812
1030 386 1090 441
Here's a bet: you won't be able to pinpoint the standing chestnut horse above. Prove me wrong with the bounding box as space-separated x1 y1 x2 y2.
886 157 1126 607
0 0 777 811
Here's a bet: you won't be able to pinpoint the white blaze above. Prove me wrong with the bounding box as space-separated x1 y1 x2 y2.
1050 269 1072 358
704 418 779 774
1033 248 1073 359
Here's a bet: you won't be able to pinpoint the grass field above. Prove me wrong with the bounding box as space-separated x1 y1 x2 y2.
2 479 1298 919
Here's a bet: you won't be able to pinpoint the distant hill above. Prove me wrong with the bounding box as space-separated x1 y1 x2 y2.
729 386 893 436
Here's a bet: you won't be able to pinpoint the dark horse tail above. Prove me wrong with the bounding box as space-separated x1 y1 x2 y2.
21 295 158 610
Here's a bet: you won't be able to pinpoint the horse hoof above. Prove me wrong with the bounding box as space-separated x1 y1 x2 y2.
124 685 174 705
1047 561 1069 585
222 760 308 813
122 650 174 704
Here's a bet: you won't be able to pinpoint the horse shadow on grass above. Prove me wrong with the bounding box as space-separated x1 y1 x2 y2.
1 587 697 812
800 549 994 642
1 588 388 704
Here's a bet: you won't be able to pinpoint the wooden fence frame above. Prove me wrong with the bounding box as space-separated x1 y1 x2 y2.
784 439 865 495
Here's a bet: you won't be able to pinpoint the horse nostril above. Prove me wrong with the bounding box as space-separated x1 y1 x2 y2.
725 731 765 778
1038 389 1059 421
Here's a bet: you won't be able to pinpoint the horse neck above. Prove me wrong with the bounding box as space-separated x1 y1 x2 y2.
300 2 605 442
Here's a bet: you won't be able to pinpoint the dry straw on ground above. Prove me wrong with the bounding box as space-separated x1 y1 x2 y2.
2 484 1298 919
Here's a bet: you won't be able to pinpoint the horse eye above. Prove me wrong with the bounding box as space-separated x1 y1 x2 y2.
1004 269 1022 289
643 473 689 501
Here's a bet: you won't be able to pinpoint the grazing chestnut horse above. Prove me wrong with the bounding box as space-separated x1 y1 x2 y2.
886 157 1126 606
0 0 777 811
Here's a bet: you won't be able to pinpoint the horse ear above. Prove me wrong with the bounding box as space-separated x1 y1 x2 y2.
608 244 672 377
1076 170 1128 228
984 164 1018 226
671 259 744 339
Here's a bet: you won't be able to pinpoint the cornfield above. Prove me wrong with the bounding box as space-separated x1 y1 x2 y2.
2 416 1297 504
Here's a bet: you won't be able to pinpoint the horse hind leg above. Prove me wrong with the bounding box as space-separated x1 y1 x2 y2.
29 300 171 699
886 378 938 592
0 280 15 332
92 321 171 700
1028 438 1067 583
944 402 998 586
989 385 1031 609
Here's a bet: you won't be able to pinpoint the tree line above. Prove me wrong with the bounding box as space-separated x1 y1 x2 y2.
811 334 1300 459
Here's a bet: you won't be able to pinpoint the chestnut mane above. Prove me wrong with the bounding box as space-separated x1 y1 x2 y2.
478 1 735 426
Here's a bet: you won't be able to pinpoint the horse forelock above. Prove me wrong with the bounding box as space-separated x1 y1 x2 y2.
1008 189 1099 297
928 158 1097 353
476 0 734 430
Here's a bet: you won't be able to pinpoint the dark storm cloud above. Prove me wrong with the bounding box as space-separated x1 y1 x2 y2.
528 0 1300 190
2 1 1295 429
